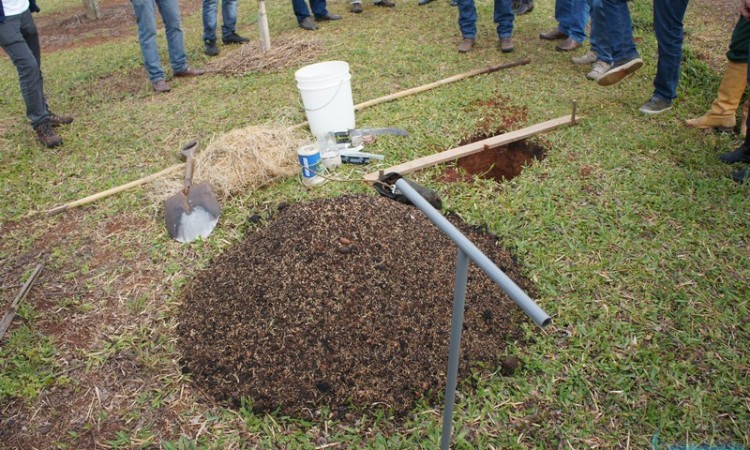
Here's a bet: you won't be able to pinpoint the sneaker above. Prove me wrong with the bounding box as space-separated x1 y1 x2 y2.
586 60 612 80
731 167 750 183
351 1 363 12
499 37 514 53
719 143 750 164
596 56 643 86
572 51 597 65
638 96 673 115
458 38 475 53
48 112 73 127
204 39 219 56
222 32 250 45
34 122 62 148
299 17 319 30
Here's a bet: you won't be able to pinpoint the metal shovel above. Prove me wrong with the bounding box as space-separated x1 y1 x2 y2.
164 140 221 243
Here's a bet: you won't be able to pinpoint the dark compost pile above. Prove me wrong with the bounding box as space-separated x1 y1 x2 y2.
177 194 536 419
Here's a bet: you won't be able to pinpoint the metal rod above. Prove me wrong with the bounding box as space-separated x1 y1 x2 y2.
439 249 470 450
394 179 552 328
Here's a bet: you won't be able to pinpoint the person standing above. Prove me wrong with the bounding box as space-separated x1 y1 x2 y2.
456 0 515 53
1 0 73 148
130 0 205 92
351 0 394 14
203 0 250 56
638 0 690 114
539 0 590 52
293 0 341 30
595 0 642 87
685 16 750 134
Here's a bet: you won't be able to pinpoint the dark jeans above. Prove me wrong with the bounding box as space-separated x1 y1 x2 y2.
457 0 514 39
555 0 590 44
0 9 49 128
203 0 238 41
600 0 639 64
652 0 689 102
291 0 328 22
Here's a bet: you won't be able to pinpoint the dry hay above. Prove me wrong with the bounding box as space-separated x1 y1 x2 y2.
210 38 324 76
148 124 309 203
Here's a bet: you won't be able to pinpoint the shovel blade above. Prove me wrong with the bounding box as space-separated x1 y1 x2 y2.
164 182 221 243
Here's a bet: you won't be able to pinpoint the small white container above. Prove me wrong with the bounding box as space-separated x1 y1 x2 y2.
297 144 326 186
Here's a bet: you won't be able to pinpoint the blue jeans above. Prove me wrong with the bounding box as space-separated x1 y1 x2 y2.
0 9 49 128
291 0 328 22
587 0 612 63
457 0 514 39
203 0 238 41
131 0 188 82
555 0 590 44
600 0 639 64
652 0 689 101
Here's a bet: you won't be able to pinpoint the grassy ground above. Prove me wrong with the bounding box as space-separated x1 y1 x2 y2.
1 0 749 449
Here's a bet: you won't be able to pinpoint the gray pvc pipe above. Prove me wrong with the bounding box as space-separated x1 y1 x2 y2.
394 179 552 328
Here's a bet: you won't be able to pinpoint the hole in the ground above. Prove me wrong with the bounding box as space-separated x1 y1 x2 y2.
439 137 547 183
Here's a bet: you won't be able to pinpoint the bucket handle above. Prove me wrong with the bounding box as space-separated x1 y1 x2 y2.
299 79 346 112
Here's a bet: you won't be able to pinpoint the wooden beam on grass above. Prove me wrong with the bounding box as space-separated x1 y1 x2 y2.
363 113 582 181
0 264 43 340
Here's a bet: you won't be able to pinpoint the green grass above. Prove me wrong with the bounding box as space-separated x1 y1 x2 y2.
1 0 749 449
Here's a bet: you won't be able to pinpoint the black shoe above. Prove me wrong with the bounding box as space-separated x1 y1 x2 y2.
299 16 319 30
204 39 219 56
34 121 63 148
351 2 363 12
512 0 533 14
222 32 250 45
314 13 342 20
48 111 74 127
719 143 750 164
731 167 750 183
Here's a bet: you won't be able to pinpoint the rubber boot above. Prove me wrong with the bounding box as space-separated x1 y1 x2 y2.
685 61 748 132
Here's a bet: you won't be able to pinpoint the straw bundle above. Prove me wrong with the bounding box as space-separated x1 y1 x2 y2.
211 38 324 76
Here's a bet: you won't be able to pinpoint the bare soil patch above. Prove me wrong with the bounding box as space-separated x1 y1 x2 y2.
178 194 532 420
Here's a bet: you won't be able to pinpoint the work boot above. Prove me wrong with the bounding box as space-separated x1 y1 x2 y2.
540 29 567 40
555 37 580 52
731 167 750 183
174 67 206 77
374 0 395 6
314 13 342 20
351 2 363 12
152 79 171 92
222 32 250 44
458 38 475 53
48 112 74 127
34 121 62 148
719 143 750 164
499 37 514 53
512 0 533 14
204 39 219 56
685 61 747 133
299 17 318 30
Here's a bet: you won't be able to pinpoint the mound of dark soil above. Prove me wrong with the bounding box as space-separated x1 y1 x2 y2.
177 194 536 420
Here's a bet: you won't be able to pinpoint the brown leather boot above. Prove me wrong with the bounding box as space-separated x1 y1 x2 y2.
458 38 475 53
685 61 747 132
34 122 63 148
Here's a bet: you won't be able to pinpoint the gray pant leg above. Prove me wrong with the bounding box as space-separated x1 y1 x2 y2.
0 10 49 128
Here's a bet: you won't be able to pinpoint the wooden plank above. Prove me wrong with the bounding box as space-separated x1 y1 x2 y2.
364 114 581 181
0 264 43 340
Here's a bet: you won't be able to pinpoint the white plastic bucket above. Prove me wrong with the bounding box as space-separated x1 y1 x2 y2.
295 61 355 141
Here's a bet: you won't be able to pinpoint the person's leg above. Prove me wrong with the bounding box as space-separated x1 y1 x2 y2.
291 0 312 23
589 0 611 62
203 0 218 41
652 0 689 102
131 0 166 82
558 0 588 44
554 0 571 35
493 0 514 38
596 0 641 86
0 11 49 128
457 0 477 39
155 0 188 73
310 0 329 17
220 0 238 39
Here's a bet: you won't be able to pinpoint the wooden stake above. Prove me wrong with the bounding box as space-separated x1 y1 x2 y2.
0 264 43 340
258 0 271 52
363 114 582 181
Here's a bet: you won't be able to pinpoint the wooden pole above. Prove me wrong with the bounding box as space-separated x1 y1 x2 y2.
258 0 271 52
0 264 43 340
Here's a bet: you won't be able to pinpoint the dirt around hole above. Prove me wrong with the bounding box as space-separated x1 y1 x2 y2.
177 194 536 421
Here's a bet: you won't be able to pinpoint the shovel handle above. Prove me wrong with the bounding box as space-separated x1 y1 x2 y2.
181 140 198 191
